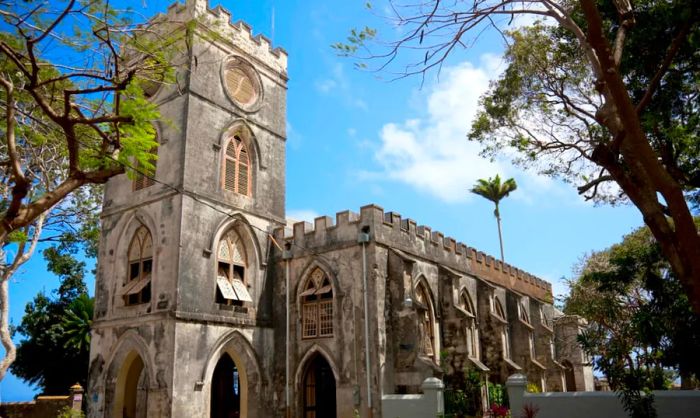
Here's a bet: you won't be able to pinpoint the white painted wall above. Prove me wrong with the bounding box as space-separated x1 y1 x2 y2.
507 374 700 418
381 378 444 418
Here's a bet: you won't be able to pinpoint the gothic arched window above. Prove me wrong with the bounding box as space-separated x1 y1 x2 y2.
300 268 333 339
519 302 530 324
459 291 479 359
493 296 512 359
520 302 536 358
122 226 153 305
216 230 252 306
415 282 436 359
222 135 251 196
493 297 506 319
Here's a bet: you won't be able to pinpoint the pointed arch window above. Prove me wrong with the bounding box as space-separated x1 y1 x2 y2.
493 297 506 320
519 302 536 358
540 306 552 328
519 302 530 324
459 291 479 359
492 296 512 358
121 226 153 305
222 135 251 196
216 230 252 306
415 282 436 359
301 268 334 339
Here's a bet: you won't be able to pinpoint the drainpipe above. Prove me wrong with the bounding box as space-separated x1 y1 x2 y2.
358 227 372 418
283 245 292 418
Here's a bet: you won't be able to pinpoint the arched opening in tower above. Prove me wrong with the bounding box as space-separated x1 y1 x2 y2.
114 352 148 418
211 353 242 418
302 354 337 418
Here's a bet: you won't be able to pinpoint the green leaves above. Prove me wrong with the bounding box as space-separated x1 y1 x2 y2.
6 230 27 243
332 26 377 57
62 293 94 352
469 175 518 206
565 220 700 409
11 246 92 394
117 82 159 178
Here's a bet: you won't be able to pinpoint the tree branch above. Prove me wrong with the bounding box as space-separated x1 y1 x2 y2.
635 18 693 115
27 0 76 45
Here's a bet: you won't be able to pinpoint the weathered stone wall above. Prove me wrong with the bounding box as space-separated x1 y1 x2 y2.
269 204 582 417
554 315 594 391
169 323 275 418
89 1 287 417
270 215 376 417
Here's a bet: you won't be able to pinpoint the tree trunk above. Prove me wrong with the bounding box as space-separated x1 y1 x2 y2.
0 215 45 381
0 251 15 382
580 0 700 314
496 216 505 264
495 203 505 263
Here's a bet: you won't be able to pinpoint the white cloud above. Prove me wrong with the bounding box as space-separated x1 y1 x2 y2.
369 54 573 204
314 79 337 93
314 64 367 110
286 209 320 224
286 122 302 150
371 56 508 203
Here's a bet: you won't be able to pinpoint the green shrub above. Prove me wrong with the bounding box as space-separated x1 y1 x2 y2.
57 406 85 418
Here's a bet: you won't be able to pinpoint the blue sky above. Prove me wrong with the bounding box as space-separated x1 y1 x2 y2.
2 0 643 401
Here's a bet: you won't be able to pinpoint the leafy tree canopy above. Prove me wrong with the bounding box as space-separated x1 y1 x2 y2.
11 245 93 394
0 0 187 380
564 220 700 416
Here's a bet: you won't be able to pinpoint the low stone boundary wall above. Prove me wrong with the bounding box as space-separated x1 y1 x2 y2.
381 377 444 418
0 384 83 418
506 374 700 418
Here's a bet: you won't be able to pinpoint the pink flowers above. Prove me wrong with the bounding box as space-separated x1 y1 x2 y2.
489 402 510 417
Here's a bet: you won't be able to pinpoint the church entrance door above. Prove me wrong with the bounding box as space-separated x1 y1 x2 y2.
211 353 242 418
113 351 148 418
302 355 336 418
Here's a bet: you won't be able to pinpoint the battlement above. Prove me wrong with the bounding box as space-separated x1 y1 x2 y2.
274 204 553 302
152 0 287 73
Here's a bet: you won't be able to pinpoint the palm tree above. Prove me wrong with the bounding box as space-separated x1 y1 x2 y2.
62 293 94 352
470 175 517 263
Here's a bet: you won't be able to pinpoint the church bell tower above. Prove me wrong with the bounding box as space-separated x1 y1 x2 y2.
87 1 287 416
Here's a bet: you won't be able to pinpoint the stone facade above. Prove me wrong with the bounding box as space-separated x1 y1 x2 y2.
87 1 593 417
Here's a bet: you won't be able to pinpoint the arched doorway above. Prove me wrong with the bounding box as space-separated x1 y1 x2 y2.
211 353 243 418
113 351 148 418
302 355 336 418
562 360 576 391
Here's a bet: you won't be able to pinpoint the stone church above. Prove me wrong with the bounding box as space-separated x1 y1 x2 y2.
87 1 593 417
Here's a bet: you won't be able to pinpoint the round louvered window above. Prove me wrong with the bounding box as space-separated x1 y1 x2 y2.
222 57 262 111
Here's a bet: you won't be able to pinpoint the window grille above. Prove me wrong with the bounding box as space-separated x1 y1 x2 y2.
318 300 333 337
302 303 318 338
222 135 251 196
301 268 334 339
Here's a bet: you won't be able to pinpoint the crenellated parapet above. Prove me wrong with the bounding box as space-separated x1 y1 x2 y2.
150 0 287 74
273 204 553 302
